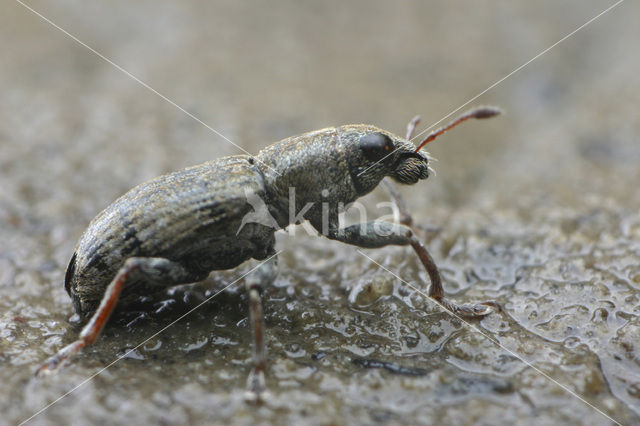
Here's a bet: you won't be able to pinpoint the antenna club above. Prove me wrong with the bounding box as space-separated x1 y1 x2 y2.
472 106 502 119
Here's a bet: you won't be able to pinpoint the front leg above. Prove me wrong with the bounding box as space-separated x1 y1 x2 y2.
327 221 494 317
381 179 413 227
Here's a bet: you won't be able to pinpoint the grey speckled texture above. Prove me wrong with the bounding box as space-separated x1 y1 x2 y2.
67 121 426 319
1 1 640 425
67 155 275 317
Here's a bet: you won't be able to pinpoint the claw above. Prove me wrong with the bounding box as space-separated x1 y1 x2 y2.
470 303 493 316
35 358 60 377
34 340 85 377
35 353 68 377
438 298 497 318
244 368 269 405
480 300 502 313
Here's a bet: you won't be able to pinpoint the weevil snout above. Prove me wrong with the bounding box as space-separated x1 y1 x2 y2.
343 128 431 195
391 106 503 185
389 146 430 185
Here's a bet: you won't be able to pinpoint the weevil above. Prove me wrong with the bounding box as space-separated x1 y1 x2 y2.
36 106 501 399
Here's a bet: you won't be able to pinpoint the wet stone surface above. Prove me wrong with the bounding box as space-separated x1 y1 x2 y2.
2 1 640 425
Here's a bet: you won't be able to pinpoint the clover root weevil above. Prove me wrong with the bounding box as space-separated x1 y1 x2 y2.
36 106 501 400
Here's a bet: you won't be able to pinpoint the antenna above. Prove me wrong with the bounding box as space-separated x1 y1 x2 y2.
414 106 501 153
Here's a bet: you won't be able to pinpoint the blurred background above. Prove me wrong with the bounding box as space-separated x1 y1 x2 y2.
1 1 639 425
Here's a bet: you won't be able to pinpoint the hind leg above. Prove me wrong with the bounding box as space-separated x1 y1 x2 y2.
36 257 203 376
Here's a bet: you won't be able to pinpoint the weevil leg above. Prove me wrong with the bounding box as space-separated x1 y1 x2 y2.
243 255 277 403
408 236 500 316
327 222 497 318
381 179 413 227
36 257 203 376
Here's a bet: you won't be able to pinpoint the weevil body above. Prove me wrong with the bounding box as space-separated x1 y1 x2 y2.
39 107 501 399
66 124 428 316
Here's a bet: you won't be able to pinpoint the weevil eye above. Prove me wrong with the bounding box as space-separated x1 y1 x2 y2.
359 132 394 162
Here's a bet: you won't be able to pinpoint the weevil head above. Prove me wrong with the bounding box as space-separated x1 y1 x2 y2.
339 125 430 196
